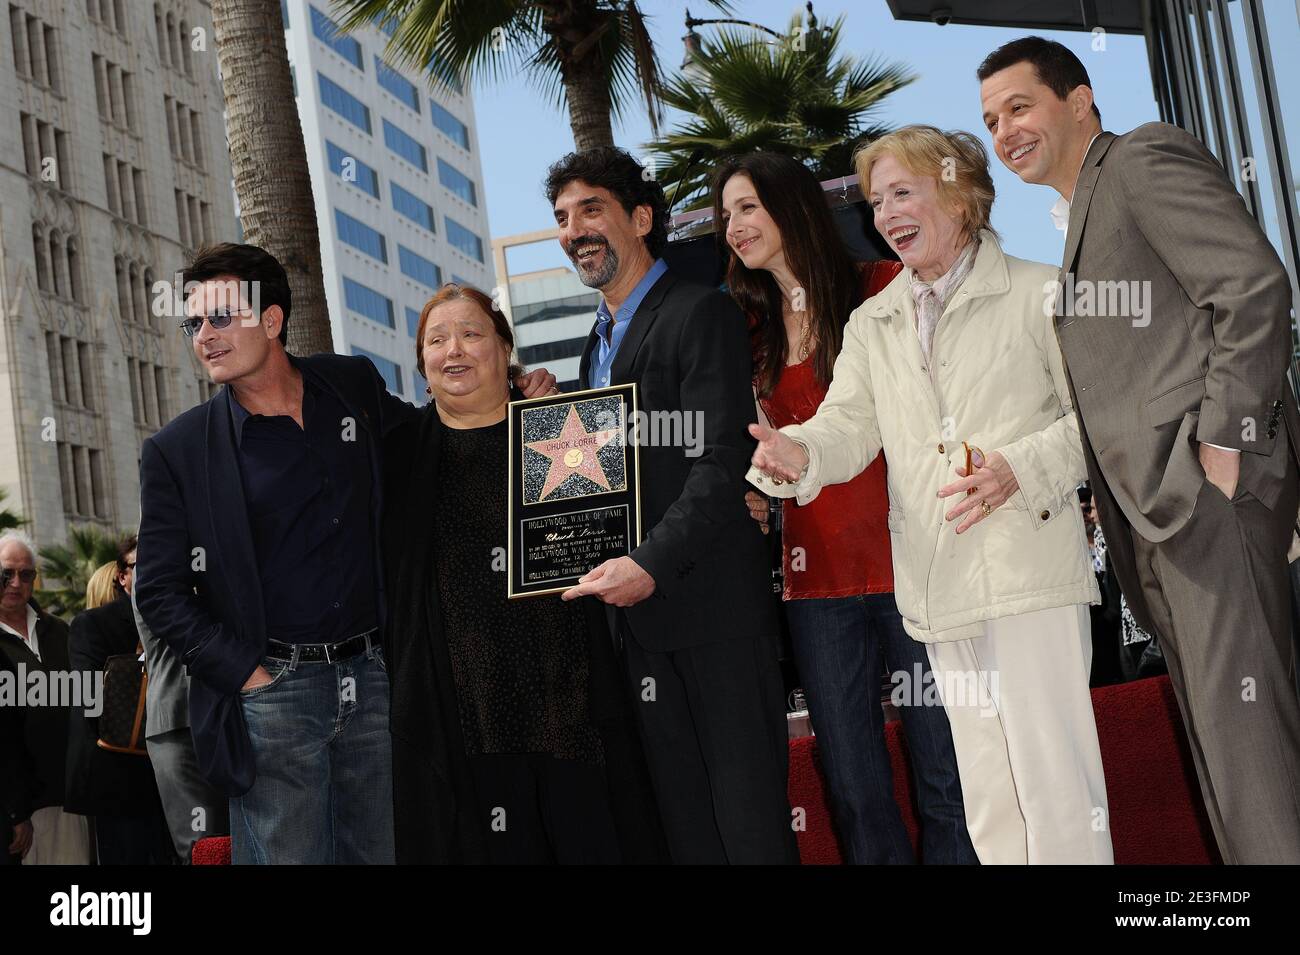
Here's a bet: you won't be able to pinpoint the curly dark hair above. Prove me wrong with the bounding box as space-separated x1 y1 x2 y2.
543 147 671 257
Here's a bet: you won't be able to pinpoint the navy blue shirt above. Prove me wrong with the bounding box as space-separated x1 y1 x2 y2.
228 376 378 644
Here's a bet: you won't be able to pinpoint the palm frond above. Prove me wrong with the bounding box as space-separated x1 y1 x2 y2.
645 6 916 211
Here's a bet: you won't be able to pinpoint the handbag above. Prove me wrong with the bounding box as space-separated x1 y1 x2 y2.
96 641 149 756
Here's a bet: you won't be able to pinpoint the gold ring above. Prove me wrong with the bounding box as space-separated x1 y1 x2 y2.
980 501 992 516
772 476 784 486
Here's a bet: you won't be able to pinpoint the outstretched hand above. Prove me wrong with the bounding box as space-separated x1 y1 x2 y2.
749 423 808 484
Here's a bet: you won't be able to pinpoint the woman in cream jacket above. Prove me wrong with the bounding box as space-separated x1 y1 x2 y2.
749 126 1111 865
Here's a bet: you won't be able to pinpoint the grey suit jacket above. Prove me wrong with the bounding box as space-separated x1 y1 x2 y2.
1056 124 1297 538
132 589 190 739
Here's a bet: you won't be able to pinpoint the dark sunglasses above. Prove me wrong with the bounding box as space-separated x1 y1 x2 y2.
179 308 253 338
1 568 37 587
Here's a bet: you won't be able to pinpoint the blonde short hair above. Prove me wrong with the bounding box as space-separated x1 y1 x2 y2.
854 125 997 243
84 561 118 610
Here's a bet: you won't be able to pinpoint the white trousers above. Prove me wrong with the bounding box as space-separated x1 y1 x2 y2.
21 805 90 865
925 603 1113 864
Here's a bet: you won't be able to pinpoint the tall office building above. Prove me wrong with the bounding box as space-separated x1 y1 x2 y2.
0 0 238 548
283 0 493 403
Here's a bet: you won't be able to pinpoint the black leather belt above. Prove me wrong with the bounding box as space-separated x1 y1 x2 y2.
265 629 377 664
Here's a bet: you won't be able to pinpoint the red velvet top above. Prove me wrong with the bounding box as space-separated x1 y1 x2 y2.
755 260 901 601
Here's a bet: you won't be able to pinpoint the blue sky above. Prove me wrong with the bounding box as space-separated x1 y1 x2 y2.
472 1 1163 275
471 0 1300 278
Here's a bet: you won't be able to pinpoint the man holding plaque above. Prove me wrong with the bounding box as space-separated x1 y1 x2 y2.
549 147 797 864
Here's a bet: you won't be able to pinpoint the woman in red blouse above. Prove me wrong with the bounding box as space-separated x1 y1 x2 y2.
713 153 976 864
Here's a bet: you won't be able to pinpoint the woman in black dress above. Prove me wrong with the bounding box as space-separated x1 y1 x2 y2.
383 283 665 864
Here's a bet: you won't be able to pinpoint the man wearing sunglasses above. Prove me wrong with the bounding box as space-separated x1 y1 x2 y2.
0 531 89 864
136 242 552 864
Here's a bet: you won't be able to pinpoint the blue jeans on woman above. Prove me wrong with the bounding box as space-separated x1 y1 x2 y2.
785 593 977 864
230 644 394 865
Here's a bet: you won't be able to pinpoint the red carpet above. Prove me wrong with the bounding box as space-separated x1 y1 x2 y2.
194 675 1218 864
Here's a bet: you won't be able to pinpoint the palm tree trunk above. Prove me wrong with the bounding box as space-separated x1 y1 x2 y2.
564 59 615 150
542 1 616 151
210 0 333 355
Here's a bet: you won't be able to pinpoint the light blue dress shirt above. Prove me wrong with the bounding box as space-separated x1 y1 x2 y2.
587 258 668 390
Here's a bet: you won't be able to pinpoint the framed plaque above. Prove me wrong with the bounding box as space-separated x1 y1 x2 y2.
507 383 641 598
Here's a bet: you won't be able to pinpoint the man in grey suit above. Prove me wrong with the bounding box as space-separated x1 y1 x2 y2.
132 590 228 863
978 36 1300 863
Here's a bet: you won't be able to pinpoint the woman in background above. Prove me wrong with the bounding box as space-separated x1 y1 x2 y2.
714 152 976 864
65 536 173 864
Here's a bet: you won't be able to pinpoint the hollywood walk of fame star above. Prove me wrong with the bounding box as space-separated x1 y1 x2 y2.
525 403 622 501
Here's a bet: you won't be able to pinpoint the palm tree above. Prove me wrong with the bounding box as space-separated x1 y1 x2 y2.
210 0 334 355
35 525 124 619
0 488 24 533
332 0 729 151
646 9 916 211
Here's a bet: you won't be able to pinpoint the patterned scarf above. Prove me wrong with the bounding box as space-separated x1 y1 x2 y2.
908 238 980 369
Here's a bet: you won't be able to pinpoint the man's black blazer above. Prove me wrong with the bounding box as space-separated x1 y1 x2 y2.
135 353 415 797
577 268 777 652
64 594 165 818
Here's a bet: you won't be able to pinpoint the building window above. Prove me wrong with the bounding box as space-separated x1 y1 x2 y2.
57 443 75 514
335 209 388 263
437 157 477 206
375 55 419 112
32 224 49 290
10 6 29 77
342 276 394 328
310 5 363 71
45 332 64 403
190 112 204 169
48 231 67 297
390 182 434 232
179 19 194 76
325 140 380 198
412 368 427 403
89 449 108 518
132 169 147 225
398 245 440 290
445 216 484 263
405 306 421 338
352 345 403 396
318 73 371 133
154 366 169 423
164 98 178 154
91 53 108 116
66 238 82 303
382 119 427 173
155 4 168 65
175 190 190 246
430 100 469 151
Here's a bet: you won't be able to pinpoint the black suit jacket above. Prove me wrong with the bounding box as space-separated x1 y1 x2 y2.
135 353 416 796
0 608 72 812
63 594 165 817
1 650 34 862
578 268 777 652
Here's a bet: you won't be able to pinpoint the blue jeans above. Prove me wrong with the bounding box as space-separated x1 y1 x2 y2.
785 593 977 864
230 644 394 864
